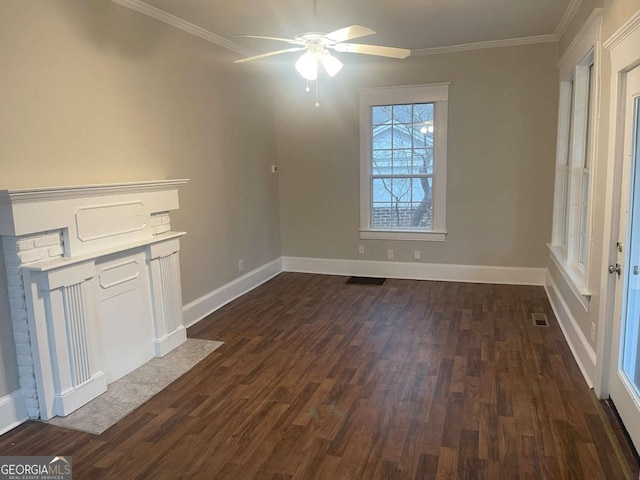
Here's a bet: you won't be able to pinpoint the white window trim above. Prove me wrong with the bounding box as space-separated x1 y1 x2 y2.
548 244 591 307
567 59 593 269
552 79 574 254
359 83 449 241
551 11 602 298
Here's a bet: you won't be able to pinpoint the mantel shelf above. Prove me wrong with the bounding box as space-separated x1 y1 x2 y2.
0 179 189 205
22 231 186 272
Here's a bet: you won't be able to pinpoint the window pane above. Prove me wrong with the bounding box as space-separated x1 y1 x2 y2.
372 202 392 228
564 79 575 172
372 126 392 150
372 106 392 125
561 80 575 248
392 125 413 149
393 149 412 175
373 150 391 175
413 149 433 174
372 178 392 202
410 177 432 228
412 126 429 149
370 177 433 229
579 171 589 266
391 177 412 202
392 105 412 124
413 103 434 123
412 149 426 172
562 165 570 246
583 64 593 169
417 125 434 146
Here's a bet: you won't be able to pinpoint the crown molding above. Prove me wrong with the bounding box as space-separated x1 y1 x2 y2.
110 0 254 57
603 8 640 51
411 34 556 57
111 0 567 60
557 8 602 74
555 0 584 40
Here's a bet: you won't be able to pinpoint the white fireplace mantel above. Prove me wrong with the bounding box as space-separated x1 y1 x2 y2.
0 179 189 253
0 180 189 420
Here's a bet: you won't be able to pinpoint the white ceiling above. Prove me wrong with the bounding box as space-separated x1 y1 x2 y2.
138 0 573 55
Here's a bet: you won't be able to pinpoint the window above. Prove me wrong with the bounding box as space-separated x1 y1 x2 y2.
579 63 595 268
360 84 449 241
560 79 574 251
551 48 597 296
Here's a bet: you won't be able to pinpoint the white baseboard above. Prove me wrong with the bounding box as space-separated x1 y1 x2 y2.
182 255 544 329
282 256 546 286
544 271 596 387
0 390 28 436
183 257 283 327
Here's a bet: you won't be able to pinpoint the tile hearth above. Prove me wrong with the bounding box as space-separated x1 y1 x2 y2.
43 338 223 435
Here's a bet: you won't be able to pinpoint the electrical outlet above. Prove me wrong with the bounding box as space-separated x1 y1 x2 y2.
359 245 365 255
591 322 596 341
414 250 421 261
387 249 394 260
271 165 278 173
238 259 244 272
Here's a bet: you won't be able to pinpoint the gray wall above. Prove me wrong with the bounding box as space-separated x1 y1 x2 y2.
276 43 559 267
602 0 638 39
0 0 281 397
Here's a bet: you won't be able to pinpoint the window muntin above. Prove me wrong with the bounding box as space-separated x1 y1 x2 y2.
370 103 434 229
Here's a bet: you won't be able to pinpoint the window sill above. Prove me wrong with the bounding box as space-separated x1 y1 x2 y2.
547 244 591 310
360 229 447 242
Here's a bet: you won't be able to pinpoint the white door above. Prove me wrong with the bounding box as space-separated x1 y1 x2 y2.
610 65 640 453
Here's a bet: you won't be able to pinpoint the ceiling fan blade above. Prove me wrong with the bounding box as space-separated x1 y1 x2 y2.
234 47 306 64
332 43 411 59
235 35 305 46
324 25 375 43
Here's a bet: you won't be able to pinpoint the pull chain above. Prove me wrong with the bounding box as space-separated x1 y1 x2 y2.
311 0 320 106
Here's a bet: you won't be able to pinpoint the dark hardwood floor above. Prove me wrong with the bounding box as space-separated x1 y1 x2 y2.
0 273 634 479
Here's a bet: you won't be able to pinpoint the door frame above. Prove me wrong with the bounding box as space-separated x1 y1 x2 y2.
595 10 640 398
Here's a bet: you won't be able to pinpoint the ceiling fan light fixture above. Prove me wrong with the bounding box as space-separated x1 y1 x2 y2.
320 51 343 77
236 22 410 105
420 121 434 134
295 52 319 80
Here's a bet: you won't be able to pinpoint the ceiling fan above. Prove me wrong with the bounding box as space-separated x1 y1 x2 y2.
234 25 411 82
233 0 411 106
